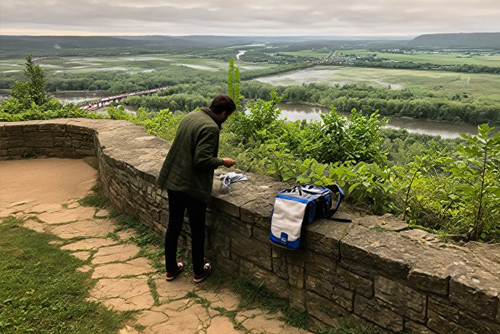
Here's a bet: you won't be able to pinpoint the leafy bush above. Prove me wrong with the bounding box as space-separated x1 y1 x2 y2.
0 54 103 122
132 108 184 141
405 125 500 241
0 102 103 121
223 94 399 214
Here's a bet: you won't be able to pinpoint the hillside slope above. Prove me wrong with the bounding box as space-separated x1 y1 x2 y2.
408 32 500 49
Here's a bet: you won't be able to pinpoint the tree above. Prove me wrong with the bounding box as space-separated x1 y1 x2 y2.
227 58 241 109
234 67 241 109
11 55 49 107
227 58 234 99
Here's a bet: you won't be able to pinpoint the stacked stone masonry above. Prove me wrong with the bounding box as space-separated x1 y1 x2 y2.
1 119 499 334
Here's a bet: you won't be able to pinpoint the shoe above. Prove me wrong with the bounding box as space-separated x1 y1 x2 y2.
166 261 184 282
193 263 212 283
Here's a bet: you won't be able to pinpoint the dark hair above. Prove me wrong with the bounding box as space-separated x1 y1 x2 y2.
209 94 236 114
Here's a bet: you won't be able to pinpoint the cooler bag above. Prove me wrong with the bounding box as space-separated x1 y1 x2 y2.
270 184 345 249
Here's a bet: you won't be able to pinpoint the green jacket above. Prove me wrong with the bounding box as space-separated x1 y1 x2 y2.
157 108 224 202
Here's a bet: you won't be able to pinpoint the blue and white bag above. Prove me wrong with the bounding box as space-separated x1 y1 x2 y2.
270 184 347 250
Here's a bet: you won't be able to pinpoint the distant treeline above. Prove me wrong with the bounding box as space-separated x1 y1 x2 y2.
328 59 500 74
240 63 313 79
0 62 312 95
0 66 224 95
241 81 500 126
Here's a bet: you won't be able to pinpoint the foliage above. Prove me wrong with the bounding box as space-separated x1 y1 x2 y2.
315 108 388 164
0 217 130 333
400 126 500 241
228 93 387 165
227 58 234 100
10 55 49 108
222 90 500 238
227 58 242 109
452 125 500 240
223 92 398 214
133 108 184 141
0 102 104 121
107 105 130 120
0 54 103 121
123 93 210 112
228 90 283 143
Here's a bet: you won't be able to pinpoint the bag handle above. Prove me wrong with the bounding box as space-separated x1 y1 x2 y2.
300 184 324 195
282 186 303 197
325 185 351 222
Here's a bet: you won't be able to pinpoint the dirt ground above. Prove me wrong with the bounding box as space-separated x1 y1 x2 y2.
0 157 97 208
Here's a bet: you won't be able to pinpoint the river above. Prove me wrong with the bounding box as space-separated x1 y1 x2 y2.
50 94 477 139
277 103 477 139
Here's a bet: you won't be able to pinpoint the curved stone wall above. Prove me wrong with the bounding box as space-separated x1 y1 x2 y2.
1 119 499 334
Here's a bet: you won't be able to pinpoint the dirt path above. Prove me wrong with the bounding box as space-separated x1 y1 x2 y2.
0 158 311 334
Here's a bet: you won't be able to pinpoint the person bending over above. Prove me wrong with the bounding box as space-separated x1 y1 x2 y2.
157 94 236 283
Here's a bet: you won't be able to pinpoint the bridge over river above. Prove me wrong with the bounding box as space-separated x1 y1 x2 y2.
81 86 169 112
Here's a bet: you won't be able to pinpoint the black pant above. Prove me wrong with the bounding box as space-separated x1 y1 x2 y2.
165 189 207 276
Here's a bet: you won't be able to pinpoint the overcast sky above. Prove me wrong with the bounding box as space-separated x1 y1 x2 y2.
0 0 499 37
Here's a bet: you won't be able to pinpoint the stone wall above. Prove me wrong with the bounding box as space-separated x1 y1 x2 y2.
2 119 499 334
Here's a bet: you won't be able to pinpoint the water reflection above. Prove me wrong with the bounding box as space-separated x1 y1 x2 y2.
278 103 477 139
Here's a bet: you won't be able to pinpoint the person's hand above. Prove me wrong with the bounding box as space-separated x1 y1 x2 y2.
221 158 236 167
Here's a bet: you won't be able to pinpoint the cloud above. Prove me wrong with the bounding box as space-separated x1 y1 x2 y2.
0 0 499 36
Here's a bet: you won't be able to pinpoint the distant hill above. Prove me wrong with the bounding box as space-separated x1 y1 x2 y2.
408 32 500 49
0 35 411 58
0 35 266 57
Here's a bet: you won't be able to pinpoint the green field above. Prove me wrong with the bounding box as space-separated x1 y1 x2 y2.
345 49 500 67
255 65 500 101
0 54 274 75
282 50 331 59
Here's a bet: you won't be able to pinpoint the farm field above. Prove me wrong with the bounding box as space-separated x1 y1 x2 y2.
345 49 500 66
0 54 274 75
282 50 331 59
255 65 500 101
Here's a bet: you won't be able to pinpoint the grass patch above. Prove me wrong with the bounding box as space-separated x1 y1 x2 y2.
76 180 165 272
347 49 500 67
78 193 109 209
186 291 211 309
213 306 247 332
204 268 226 290
231 277 309 329
147 277 160 306
115 215 163 246
79 182 109 209
115 214 164 272
134 323 146 332
106 231 120 242
0 216 130 333
231 277 382 334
